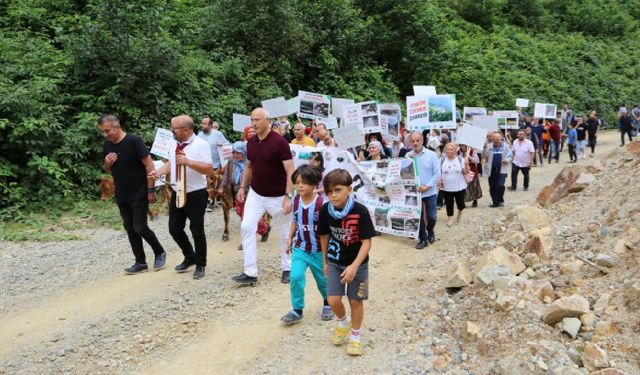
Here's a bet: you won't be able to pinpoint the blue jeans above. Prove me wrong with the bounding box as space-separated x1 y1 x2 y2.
548 140 559 162
418 194 437 242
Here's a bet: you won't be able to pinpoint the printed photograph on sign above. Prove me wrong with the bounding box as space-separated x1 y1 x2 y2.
494 110 519 130
427 94 456 129
380 103 401 139
545 104 557 118
463 107 487 122
298 90 331 119
363 116 378 130
374 207 390 227
358 101 381 134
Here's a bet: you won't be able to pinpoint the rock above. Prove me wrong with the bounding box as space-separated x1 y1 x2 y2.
502 231 526 250
623 282 640 309
432 354 451 369
495 293 516 311
585 159 604 173
446 262 473 288
526 234 552 260
537 165 595 206
474 247 526 278
590 369 628 375
560 260 583 275
595 321 613 336
475 265 512 286
581 343 609 371
626 140 640 155
464 321 481 340
562 318 581 338
594 254 617 268
550 366 584 375
523 253 539 267
533 280 555 303
580 312 597 330
543 295 590 325
594 293 610 316
515 205 551 232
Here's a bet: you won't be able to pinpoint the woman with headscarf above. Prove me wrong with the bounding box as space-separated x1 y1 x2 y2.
365 140 388 161
218 141 269 249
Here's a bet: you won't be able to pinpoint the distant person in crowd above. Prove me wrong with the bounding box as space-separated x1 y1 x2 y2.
218 141 270 250
560 104 575 152
458 144 482 207
149 115 212 280
278 116 291 135
439 142 469 226
233 108 294 285
509 130 535 191
541 120 551 157
100 115 166 275
314 123 336 150
280 165 332 326
318 169 376 357
575 117 587 159
632 104 640 137
567 122 577 163
391 138 404 158
243 125 256 142
369 132 392 157
524 125 542 167
531 118 544 165
482 132 512 208
198 117 229 211
547 119 562 163
618 108 634 146
426 130 441 152
586 111 601 154
364 141 387 161
406 131 440 249
291 122 316 147
308 152 326 197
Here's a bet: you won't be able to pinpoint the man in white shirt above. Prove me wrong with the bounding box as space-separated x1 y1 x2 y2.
509 130 535 191
150 115 212 279
314 123 336 150
198 117 229 211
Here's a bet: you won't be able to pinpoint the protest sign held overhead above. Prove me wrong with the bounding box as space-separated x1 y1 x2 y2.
322 115 338 129
534 103 558 119
380 103 401 140
413 85 436 96
456 125 489 151
332 125 364 150
472 115 499 132
286 96 300 116
463 107 487 122
428 94 457 129
494 110 519 129
406 96 429 130
341 101 381 134
218 143 233 165
150 128 176 159
298 90 331 119
232 113 251 132
331 98 355 119
261 97 288 118
516 98 529 108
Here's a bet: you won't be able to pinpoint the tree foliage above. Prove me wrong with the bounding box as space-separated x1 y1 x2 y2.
1 0 639 214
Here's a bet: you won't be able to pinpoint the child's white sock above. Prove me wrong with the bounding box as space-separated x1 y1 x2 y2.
336 315 350 328
350 328 361 342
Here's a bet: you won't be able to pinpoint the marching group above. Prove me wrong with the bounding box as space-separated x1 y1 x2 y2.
99 103 614 356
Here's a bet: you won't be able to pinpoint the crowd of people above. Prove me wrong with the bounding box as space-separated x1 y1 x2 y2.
98 102 625 357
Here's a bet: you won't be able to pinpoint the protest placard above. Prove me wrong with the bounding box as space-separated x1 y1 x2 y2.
406 96 429 130
150 128 175 159
427 94 457 129
534 103 557 119
413 85 436 96
332 126 364 150
331 98 355 119
380 103 401 140
360 101 381 134
232 113 251 132
298 90 331 119
342 103 362 128
494 110 519 129
218 143 233 165
472 115 499 132
286 96 299 116
456 125 489 150
261 97 288 118
516 98 529 108
321 115 338 129
463 107 487 122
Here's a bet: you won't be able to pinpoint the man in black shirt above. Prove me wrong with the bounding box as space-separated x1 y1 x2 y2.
575 117 588 159
586 111 601 155
100 115 166 274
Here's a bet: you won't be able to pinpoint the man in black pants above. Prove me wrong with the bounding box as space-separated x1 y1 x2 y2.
100 115 166 274
586 111 601 154
150 115 212 280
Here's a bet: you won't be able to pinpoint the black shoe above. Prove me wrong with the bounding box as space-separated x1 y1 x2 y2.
523 187 528 191
498 202 504 207
206 202 215 212
193 265 205 280
472 200 478 208
154 252 166 270
427 236 436 244
415 241 427 250
507 186 516 191
261 224 271 242
125 263 148 275
175 260 195 273
490 203 499 208
232 272 258 284
281 270 290 284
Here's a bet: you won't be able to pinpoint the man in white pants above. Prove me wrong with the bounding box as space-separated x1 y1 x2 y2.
233 107 294 284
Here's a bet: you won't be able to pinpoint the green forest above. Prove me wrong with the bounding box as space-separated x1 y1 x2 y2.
1 0 640 217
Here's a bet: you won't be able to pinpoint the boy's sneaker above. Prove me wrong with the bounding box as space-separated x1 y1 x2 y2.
321 306 333 321
332 322 351 346
153 252 166 270
346 340 363 356
280 310 303 325
125 263 148 275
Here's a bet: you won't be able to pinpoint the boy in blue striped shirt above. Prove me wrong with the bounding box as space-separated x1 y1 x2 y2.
280 165 332 325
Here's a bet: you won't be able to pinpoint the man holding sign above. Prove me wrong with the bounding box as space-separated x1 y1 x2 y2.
198 117 228 211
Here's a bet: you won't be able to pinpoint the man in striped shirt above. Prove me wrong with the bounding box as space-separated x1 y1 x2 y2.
280 165 333 325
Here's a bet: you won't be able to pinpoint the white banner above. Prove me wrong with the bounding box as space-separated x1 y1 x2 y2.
298 90 331 119
233 114 251 132
332 126 364 150
456 125 489 150
150 128 176 159
472 115 499 132
322 115 338 130
286 96 300 116
413 85 436 96
463 107 487 122
534 103 557 119
516 98 529 108
331 98 355 119
261 97 288 118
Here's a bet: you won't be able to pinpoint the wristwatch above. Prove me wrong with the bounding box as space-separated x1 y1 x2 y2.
286 192 293 198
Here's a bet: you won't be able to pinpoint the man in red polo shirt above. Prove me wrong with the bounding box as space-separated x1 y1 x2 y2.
233 107 295 284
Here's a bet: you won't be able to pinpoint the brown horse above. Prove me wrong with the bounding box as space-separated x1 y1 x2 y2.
99 175 171 220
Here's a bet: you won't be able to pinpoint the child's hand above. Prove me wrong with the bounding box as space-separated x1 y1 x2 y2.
285 239 293 255
340 264 357 284
323 262 328 277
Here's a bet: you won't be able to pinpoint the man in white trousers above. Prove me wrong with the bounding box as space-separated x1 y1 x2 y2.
233 107 294 284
